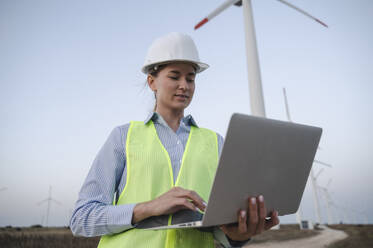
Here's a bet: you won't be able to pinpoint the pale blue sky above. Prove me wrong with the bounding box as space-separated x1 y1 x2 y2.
1 0 372 226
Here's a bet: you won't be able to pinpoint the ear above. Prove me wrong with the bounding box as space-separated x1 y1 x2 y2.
147 74 157 92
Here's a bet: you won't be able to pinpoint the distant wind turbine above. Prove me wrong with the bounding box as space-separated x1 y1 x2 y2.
282 87 332 225
37 186 61 227
339 205 351 224
319 179 334 225
356 211 369 225
195 0 328 117
348 208 368 224
329 201 341 224
310 168 323 224
282 88 303 227
314 159 332 167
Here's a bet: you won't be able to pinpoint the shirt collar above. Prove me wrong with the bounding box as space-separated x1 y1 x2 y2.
144 112 199 128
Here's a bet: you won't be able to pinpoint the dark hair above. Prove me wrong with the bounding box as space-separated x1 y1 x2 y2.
147 64 167 111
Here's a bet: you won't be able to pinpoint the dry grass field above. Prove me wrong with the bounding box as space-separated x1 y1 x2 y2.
1 224 317 248
0 226 99 248
0 224 371 248
327 224 373 248
249 224 319 243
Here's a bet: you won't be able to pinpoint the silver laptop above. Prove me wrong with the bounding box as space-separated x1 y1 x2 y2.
136 113 322 230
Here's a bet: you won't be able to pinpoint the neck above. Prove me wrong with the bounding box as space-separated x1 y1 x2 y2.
155 108 184 132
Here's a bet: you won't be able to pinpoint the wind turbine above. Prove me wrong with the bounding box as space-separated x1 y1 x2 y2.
195 0 328 117
340 206 351 224
310 168 324 224
68 208 74 227
330 202 341 224
282 88 304 227
349 208 368 224
359 211 369 225
282 87 332 225
37 186 61 227
310 159 332 225
357 211 369 225
319 179 334 225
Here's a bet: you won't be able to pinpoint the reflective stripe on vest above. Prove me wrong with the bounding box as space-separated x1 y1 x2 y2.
98 120 219 248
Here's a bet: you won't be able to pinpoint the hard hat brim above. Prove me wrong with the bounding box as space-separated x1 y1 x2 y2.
141 59 209 74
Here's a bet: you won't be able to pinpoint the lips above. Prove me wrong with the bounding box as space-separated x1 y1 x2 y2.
174 94 189 98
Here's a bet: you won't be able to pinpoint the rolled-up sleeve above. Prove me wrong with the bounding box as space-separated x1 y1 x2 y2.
70 125 135 237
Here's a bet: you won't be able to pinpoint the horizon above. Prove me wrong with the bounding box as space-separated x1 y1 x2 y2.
1 0 372 227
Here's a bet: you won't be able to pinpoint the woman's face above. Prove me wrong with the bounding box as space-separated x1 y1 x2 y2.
148 62 196 112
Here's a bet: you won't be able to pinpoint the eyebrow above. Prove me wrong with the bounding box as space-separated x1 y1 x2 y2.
168 70 196 76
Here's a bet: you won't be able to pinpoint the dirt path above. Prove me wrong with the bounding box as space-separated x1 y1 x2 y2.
244 226 348 248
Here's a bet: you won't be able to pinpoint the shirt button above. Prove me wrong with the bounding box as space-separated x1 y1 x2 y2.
179 159 182 163
177 140 181 145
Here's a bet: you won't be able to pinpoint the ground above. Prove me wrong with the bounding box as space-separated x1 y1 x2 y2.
326 224 373 248
1 224 372 248
244 225 347 248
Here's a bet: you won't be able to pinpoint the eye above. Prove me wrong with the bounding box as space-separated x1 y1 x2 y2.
168 76 178 80
187 78 195 83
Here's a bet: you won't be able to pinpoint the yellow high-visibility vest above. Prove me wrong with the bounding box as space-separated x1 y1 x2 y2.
98 120 219 248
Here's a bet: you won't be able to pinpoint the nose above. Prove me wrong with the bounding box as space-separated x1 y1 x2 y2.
178 77 189 90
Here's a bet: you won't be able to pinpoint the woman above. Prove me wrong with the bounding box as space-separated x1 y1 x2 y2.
70 32 279 247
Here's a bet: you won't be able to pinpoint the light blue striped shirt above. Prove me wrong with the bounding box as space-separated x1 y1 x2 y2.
70 112 245 247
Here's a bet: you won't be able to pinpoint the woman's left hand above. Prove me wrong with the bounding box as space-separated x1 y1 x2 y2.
220 195 279 242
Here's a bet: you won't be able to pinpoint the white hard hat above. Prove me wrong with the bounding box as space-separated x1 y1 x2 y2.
142 32 209 74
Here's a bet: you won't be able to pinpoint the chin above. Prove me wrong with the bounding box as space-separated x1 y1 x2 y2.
171 104 189 112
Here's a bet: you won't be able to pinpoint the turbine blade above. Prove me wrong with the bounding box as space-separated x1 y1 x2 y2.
195 18 208 30
318 185 327 191
314 159 332 167
282 88 292 122
327 179 332 188
37 199 48 206
275 0 328 28
194 0 240 29
51 199 62 205
315 168 324 179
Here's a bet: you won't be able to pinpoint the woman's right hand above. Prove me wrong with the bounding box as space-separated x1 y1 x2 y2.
132 186 206 224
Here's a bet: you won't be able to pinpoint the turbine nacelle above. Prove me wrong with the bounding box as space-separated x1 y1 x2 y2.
195 0 328 30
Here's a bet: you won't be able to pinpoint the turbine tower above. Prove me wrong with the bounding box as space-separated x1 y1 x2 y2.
282 88 332 225
282 88 303 227
37 186 61 227
330 201 341 224
319 179 334 225
310 168 323 224
195 0 328 117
